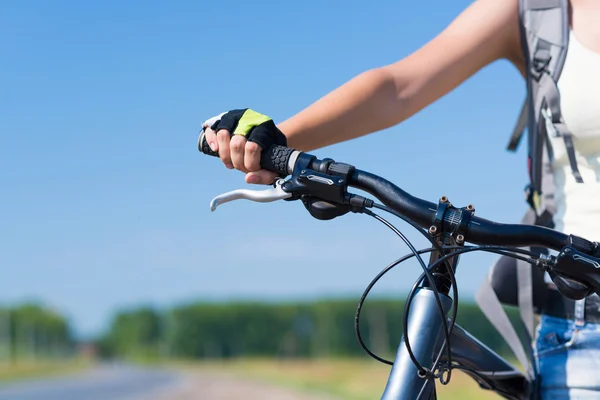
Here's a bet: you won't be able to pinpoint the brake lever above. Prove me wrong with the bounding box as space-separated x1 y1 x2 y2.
209 179 292 211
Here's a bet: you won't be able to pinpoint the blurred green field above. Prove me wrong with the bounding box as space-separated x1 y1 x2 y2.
173 358 504 400
0 359 92 384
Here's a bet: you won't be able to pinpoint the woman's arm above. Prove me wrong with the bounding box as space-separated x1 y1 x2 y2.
281 0 524 151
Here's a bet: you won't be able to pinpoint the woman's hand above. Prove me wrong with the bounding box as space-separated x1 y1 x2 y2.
201 109 288 184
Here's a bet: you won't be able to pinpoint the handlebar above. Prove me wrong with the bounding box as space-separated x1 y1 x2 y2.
198 133 589 253
200 131 600 304
349 169 572 250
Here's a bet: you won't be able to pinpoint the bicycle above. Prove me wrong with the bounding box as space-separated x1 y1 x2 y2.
198 134 600 400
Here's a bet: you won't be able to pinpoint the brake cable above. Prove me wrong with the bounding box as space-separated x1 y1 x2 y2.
356 203 540 389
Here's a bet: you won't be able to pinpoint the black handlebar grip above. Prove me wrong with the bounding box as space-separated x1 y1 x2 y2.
259 145 294 176
198 131 219 157
198 131 295 176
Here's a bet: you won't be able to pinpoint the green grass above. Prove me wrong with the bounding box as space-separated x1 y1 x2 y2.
0 359 93 384
169 358 504 400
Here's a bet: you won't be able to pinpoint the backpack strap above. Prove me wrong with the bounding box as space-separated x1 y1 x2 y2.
507 99 529 151
476 258 533 379
476 208 542 382
508 0 582 214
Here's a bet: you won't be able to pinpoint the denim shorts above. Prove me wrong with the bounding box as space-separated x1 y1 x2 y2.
535 314 600 399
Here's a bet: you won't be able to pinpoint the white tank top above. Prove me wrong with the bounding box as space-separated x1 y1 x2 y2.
549 32 600 242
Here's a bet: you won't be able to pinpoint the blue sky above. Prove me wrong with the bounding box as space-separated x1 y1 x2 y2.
1 0 530 338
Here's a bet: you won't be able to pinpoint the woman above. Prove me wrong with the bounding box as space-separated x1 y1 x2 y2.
202 0 600 397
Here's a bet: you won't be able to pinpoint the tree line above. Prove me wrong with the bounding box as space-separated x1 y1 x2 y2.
97 297 523 361
0 303 74 364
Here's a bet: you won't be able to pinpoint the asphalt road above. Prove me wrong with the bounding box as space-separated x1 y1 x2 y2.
0 364 183 400
0 364 336 400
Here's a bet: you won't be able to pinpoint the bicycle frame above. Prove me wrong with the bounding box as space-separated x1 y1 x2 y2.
380 251 532 400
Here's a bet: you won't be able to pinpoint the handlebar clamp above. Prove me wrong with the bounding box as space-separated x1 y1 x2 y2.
430 197 474 244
